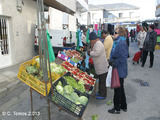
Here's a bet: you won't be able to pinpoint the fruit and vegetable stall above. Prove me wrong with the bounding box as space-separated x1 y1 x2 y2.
18 49 97 119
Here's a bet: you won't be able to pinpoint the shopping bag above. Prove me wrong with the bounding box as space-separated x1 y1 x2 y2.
111 68 120 89
106 66 112 87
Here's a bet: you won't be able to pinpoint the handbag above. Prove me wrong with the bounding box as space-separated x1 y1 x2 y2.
111 68 120 89
106 66 112 87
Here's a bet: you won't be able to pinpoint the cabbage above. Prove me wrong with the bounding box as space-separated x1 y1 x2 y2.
64 93 72 102
76 81 85 93
64 85 74 94
78 96 88 105
26 66 38 74
70 92 79 103
56 85 64 95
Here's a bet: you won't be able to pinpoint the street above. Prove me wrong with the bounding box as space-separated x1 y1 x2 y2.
0 41 160 120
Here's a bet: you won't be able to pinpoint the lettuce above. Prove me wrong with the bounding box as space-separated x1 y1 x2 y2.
56 85 64 95
64 85 74 94
78 96 88 105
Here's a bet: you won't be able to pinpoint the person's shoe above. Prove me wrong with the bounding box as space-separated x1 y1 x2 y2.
121 108 127 112
108 108 120 114
95 93 100 96
137 61 139 64
141 64 144 67
96 96 106 100
149 65 152 68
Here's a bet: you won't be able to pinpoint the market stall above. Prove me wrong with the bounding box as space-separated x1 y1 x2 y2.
17 0 97 119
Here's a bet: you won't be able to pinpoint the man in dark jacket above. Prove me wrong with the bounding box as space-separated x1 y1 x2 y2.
142 24 157 68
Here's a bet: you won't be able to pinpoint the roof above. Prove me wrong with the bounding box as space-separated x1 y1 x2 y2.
98 3 139 11
88 4 106 11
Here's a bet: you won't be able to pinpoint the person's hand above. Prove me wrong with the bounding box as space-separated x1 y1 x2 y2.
87 51 90 56
109 61 114 66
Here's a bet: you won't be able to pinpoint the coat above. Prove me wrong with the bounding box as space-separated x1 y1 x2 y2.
137 31 147 49
110 36 128 78
143 30 157 52
103 34 113 60
90 40 108 75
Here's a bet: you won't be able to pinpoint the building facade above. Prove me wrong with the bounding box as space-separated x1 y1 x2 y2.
0 0 88 69
81 3 140 26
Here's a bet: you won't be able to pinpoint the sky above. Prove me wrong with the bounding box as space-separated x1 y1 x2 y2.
88 0 156 21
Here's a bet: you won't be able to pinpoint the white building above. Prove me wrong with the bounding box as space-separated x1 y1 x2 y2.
0 0 88 69
155 0 160 17
81 3 140 25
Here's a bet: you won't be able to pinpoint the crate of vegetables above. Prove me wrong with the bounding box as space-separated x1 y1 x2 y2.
17 60 51 96
67 57 80 66
63 72 94 95
49 77 90 118
31 56 67 82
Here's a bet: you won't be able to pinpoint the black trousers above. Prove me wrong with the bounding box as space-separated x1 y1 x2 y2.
98 72 107 97
114 78 127 111
142 50 154 66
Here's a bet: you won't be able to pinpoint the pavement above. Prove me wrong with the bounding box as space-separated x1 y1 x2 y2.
0 40 160 120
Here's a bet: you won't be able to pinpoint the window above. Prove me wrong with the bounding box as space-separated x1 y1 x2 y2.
92 13 97 20
119 13 123 18
0 18 9 55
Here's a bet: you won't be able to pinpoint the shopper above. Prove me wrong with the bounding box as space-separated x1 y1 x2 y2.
142 25 157 68
87 32 108 100
130 29 134 42
125 29 130 58
108 27 128 114
101 30 113 61
137 27 147 50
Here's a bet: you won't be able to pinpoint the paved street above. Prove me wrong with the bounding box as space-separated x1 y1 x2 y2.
0 41 160 120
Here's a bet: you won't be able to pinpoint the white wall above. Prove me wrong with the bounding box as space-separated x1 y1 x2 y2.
0 0 37 66
81 10 103 25
109 9 140 18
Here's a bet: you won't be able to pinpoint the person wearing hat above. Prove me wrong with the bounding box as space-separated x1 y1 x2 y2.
142 24 157 68
88 32 108 100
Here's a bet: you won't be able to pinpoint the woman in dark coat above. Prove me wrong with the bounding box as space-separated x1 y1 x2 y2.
142 24 157 68
108 27 128 114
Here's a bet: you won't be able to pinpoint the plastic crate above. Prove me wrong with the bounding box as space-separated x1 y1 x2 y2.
62 72 94 95
31 55 64 81
49 77 90 118
57 52 69 61
17 60 51 96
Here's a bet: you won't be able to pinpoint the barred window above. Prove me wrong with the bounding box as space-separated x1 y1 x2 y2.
0 18 9 55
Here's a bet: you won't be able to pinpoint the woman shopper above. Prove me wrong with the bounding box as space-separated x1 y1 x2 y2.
137 27 147 62
137 27 147 51
87 32 108 100
108 27 128 114
142 25 157 68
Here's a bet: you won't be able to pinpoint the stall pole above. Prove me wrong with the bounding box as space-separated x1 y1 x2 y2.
36 0 51 120
30 88 34 120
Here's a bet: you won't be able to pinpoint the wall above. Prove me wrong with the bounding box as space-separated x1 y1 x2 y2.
81 10 103 25
0 0 37 66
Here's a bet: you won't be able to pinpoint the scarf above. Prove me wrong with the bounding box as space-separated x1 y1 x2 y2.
110 36 126 59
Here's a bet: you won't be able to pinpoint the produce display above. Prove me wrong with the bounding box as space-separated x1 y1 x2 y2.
27 58 67 82
60 61 96 86
63 76 92 94
18 52 97 118
70 58 79 63
65 50 83 61
55 81 88 106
